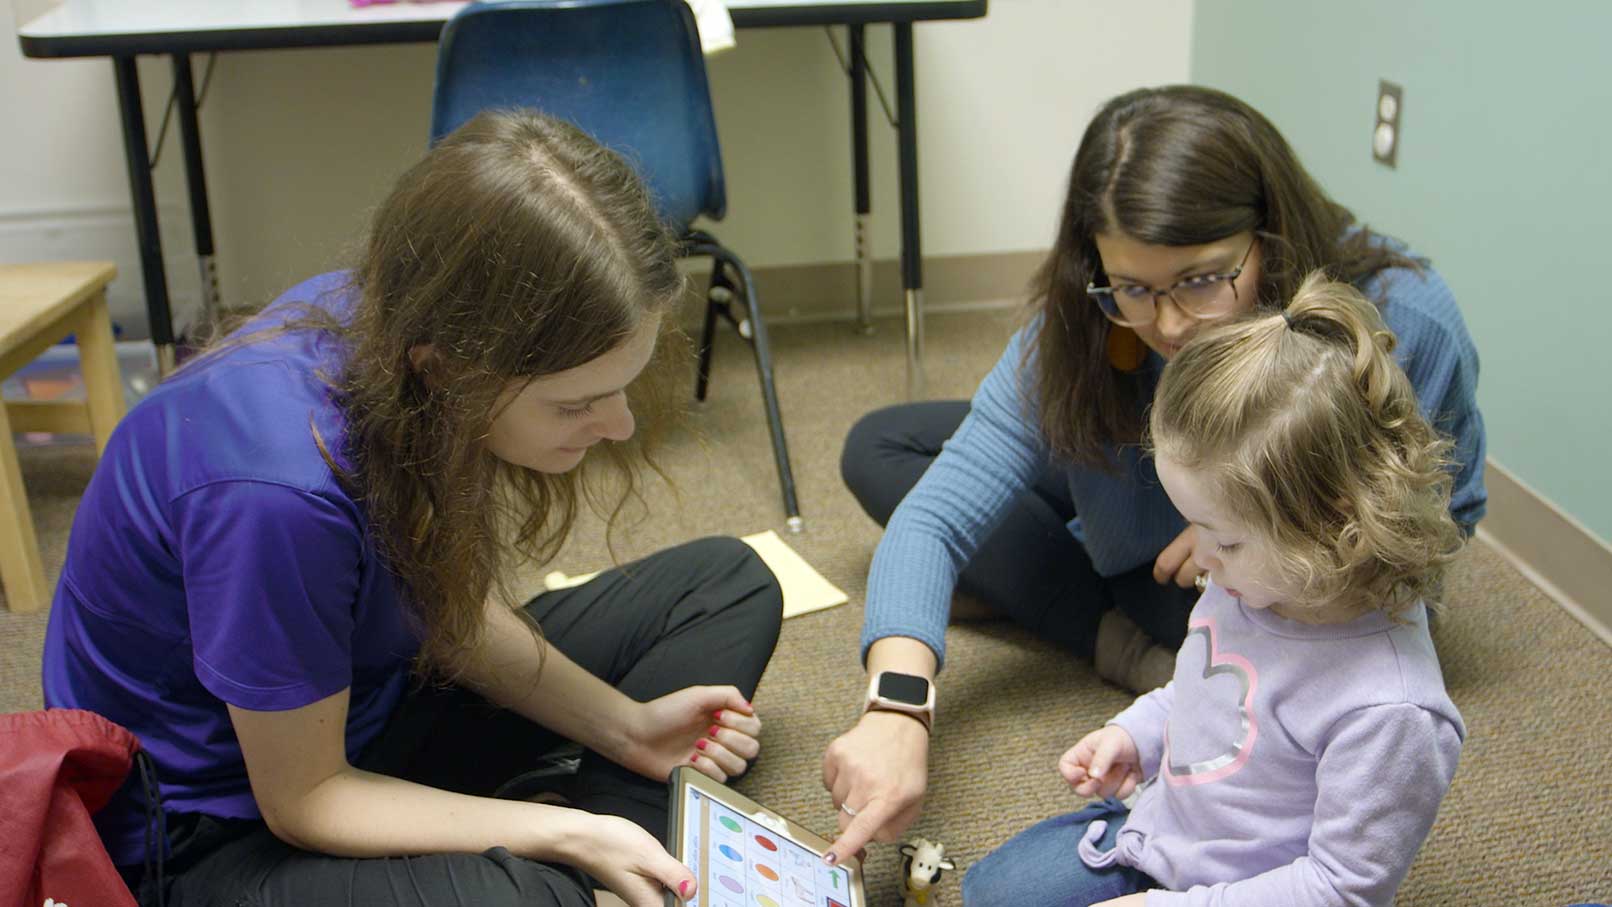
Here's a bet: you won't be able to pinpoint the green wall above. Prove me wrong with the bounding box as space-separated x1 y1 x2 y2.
1191 1 1612 543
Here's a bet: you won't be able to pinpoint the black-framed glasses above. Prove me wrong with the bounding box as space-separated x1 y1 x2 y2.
1086 237 1258 327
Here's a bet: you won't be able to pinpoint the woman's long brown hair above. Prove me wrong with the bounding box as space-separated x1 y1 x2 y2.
1031 85 1421 469
235 110 685 677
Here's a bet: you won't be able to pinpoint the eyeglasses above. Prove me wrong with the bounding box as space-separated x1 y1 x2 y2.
1086 237 1258 327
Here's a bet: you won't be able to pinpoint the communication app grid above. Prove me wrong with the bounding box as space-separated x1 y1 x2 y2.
680 787 852 907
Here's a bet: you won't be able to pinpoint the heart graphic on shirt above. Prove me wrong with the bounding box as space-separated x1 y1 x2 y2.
1162 617 1259 786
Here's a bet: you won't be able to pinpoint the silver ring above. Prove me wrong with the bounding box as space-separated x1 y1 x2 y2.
839 802 859 818
1194 573 1208 593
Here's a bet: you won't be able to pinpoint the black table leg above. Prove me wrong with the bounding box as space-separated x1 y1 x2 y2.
894 23 924 398
112 56 177 374
849 25 874 334
173 53 221 340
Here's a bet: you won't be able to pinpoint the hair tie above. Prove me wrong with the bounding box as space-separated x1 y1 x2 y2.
1281 309 1297 329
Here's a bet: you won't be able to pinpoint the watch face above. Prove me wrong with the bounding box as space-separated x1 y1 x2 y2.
878 672 929 706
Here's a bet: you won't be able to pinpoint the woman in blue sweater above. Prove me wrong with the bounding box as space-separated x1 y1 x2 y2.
820 85 1484 867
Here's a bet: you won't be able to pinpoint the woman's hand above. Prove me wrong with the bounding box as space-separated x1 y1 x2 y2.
1059 726 1142 800
562 813 698 906
617 686 759 783
820 710 930 867
1153 525 1202 588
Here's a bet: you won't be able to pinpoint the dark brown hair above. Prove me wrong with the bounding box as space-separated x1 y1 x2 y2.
208 110 687 676
1149 273 1464 615
1031 85 1419 469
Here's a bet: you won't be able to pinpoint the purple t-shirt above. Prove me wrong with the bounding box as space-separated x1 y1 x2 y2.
41 272 419 866
1084 582 1465 906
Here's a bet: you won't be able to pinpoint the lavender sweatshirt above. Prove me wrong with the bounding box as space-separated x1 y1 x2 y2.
1083 583 1465 906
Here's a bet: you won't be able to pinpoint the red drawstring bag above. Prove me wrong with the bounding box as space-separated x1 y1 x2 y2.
0 709 142 907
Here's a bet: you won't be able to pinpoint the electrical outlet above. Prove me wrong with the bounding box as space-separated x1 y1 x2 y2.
1373 80 1403 168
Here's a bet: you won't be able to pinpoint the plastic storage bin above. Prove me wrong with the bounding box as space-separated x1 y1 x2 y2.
2 340 158 446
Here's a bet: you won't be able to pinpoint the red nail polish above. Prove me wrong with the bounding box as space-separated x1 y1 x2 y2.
713 710 724 721
824 852 838 866
679 880 691 897
708 725 721 737
690 754 700 763
696 738 708 751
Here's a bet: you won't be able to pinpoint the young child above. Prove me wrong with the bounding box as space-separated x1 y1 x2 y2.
960 273 1468 906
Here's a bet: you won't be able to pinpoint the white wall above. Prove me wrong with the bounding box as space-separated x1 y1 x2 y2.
4 0 1193 336
3 4 200 336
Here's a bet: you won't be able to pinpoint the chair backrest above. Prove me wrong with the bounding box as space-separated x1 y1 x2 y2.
431 0 726 231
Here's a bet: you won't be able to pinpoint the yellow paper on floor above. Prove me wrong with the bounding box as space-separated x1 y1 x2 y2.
542 530 848 619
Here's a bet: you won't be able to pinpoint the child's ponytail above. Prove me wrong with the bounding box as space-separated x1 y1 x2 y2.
1282 273 1421 437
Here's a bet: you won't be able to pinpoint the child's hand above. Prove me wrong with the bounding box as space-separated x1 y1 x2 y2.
1058 726 1142 799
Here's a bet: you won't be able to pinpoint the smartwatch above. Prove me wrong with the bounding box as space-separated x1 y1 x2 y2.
863 671 935 731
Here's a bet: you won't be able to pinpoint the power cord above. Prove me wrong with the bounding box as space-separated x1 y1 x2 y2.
822 27 898 129
148 52 218 171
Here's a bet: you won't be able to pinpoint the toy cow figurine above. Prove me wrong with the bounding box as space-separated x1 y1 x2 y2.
898 838 956 907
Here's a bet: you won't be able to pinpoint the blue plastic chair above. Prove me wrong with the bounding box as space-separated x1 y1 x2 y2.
432 0 800 527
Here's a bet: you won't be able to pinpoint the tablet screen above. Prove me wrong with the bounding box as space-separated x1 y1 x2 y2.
678 784 854 907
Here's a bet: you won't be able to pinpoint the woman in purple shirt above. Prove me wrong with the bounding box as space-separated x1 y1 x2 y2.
42 110 781 907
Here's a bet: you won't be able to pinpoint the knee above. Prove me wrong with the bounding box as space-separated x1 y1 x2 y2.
960 848 1006 906
960 847 1052 907
740 547 784 647
840 406 901 498
957 810 1095 906
690 536 783 640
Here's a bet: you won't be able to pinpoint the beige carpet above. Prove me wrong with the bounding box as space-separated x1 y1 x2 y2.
3 308 1609 905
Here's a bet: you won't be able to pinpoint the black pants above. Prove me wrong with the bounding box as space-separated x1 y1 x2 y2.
841 401 1197 656
134 536 783 907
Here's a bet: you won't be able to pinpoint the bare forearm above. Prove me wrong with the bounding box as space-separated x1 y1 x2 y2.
265 765 589 862
458 602 637 761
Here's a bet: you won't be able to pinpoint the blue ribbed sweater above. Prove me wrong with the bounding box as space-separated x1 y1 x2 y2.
861 261 1486 666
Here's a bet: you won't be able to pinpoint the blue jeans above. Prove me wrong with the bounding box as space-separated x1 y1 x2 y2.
962 799 1157 906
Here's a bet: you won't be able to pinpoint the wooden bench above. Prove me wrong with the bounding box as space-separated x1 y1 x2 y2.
1 262 124 612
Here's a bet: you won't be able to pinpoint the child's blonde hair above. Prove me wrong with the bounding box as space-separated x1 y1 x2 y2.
1149 272 1465 615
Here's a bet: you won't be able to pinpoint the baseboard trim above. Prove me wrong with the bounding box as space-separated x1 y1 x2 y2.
1476 458 1612 647
683 249 1046 326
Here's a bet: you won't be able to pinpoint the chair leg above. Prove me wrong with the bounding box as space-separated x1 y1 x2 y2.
0 402 49 612
695 263 730 403
73 291 127 458
719 251 801 531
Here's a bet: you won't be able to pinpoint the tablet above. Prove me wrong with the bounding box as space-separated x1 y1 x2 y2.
667 765 865 907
